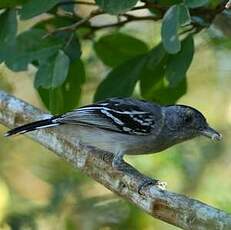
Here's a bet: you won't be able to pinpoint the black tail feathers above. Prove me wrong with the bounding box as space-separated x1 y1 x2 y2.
4 118 59 137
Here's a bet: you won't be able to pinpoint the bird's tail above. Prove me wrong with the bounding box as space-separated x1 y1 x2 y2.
4 117 59 137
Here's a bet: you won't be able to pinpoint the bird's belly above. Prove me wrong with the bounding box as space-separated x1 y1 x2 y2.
55 124 161 155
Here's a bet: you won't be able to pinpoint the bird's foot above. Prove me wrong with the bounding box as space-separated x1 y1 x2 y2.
111 153 167 194
138 177 167 195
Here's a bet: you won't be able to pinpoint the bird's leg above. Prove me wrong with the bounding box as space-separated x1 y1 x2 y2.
112 152 167 194
112 151 125 170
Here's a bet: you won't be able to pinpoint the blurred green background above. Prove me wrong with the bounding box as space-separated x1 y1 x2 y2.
0 9 231 230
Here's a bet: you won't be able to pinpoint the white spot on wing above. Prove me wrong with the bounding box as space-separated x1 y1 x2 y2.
100 109 124 125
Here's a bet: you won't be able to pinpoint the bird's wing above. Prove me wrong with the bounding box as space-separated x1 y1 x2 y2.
55 98 160 135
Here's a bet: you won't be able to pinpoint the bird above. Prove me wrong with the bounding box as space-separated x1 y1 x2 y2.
4 97 222 171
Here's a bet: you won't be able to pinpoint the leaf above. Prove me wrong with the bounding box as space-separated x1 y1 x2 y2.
38 59 85 114
161 5 181 54
94 55 146 101
161 4 191 54
146 0 182 6
0 0 28 8
4 29 62 71
140 44 167 98
140 41 190 104
94 33 148 67
20 0 59 19
178 4 191 26
0 9 17 44
34 50 70 89
34 17 82 62
147 78 187 104
166 35 194 87
185 0 208 8
0 9 17 63
95 0 138 14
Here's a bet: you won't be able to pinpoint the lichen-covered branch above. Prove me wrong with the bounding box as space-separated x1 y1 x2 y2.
0 90 231 230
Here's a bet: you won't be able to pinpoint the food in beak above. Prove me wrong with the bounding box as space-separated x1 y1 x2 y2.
200 127 222 141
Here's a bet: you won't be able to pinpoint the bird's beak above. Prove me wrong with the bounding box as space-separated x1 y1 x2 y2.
200 126 222 141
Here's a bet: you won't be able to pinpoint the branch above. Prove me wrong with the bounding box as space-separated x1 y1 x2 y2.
43 8 104 38
44 9 162 37
56 1 96 6
45 1 229 39
0 90 231 229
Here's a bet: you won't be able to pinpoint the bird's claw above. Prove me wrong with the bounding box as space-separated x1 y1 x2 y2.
138 178 167 195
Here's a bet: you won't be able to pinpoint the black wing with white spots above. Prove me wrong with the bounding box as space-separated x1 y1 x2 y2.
55 98 162 135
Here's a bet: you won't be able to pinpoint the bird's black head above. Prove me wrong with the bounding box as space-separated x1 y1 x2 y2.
162 105 222 142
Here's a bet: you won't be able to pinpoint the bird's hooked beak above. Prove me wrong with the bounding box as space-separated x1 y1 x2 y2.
200 126 222 141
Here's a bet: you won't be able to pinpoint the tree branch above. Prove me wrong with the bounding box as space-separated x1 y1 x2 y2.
57 1 96 7
0 90 231 229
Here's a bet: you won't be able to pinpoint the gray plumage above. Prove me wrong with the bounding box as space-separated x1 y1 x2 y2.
4 97 222 169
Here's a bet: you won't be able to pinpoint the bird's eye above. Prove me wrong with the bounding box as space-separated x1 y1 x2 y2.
184 115 193 123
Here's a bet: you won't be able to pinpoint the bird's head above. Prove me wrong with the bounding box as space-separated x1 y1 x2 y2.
162 105 222 142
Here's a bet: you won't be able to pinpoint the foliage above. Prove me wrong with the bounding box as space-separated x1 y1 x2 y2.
0 0 227 114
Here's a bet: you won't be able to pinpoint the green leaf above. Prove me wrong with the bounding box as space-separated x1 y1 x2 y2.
38 59 85 114
0 9 17 44
161 5 181 54
147 78 187 104
140 41 190 104
146 0 182 6
0 0 28 8
166 35 194 87
185 0 208 8
161 4 191 54
0 9 17 63
34 50 70 89
94 33 148 67
94 55 146 101
4 29 62 71
95 0 138 14
20 0 59 19
178 4 191 26
34 17 82 62
140 44 168 99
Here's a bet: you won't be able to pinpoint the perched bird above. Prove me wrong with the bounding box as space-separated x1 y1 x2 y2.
5 98 222 170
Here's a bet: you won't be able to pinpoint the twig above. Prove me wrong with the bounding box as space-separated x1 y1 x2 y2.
57 0 96 6
45 12 162 38
1 90 231 229
43 8 104 38
43 0 229 38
